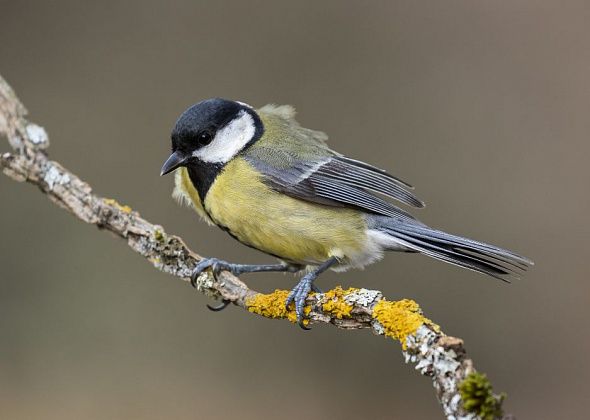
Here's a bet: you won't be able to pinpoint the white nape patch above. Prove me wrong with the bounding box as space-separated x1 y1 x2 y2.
258 103 296 119
192 110 256 163
236 101 253 109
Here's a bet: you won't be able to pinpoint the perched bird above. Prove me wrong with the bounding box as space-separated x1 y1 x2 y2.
161 98 533 328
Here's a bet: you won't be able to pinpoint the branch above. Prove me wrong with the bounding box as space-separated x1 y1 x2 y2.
0 74 509 420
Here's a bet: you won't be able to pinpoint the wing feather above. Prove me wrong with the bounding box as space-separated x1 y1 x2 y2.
335 156 414 189
310 175 416 220
315 159 424 208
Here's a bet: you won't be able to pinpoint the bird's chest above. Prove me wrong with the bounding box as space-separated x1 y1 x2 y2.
202 159 284 245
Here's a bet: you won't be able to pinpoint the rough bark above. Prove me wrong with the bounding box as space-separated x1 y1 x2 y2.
0 74 509 420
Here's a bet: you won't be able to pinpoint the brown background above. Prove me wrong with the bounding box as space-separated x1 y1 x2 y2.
1 1 588 419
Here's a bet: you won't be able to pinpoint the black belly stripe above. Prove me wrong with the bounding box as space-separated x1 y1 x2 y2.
187 161 224 203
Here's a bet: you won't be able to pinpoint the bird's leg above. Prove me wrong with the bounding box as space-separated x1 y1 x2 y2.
191 258 303 286
191 258 303 311
285 256 338 330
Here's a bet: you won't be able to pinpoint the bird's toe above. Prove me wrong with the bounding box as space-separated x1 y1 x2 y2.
285 274 317 330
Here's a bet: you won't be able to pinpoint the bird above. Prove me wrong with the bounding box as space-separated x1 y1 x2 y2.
160 98 533 328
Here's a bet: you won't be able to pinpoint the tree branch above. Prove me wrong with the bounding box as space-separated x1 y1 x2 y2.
0 74 509 420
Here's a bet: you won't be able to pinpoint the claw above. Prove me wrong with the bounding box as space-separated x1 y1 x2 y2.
311 284 323 294
190 258 239 288
207 299 231 312
191 258 215 288
285 272 316 330
298 318 311 330
190 260 233 313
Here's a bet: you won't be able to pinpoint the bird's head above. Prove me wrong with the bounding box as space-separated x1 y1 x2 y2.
160 98 263 175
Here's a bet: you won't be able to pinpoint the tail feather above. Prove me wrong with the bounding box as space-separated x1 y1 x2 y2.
394 223 531 270
377 221 533 282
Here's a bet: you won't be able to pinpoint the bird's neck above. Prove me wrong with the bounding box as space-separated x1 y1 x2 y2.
186 160 224 202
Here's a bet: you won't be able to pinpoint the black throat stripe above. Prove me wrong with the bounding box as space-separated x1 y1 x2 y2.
186 161 224 203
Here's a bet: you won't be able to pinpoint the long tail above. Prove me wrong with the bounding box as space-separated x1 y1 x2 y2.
374 219 533 282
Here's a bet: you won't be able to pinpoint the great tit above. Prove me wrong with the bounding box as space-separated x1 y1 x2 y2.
161 98 533 328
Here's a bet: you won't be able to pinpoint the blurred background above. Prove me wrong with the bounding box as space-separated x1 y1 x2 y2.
1 1 588 418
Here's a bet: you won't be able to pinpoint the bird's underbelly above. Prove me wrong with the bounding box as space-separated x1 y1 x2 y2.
201 159 372 268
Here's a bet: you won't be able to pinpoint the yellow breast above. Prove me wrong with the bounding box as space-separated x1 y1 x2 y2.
202 157 368 265
173 167 214 225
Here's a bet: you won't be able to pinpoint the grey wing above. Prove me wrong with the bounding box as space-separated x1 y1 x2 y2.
315 156 424 208
244 148 424 221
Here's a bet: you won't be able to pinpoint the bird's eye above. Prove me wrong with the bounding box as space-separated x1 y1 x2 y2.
197 132 213 146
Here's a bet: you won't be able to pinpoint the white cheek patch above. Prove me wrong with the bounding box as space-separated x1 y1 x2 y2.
193 110 256 163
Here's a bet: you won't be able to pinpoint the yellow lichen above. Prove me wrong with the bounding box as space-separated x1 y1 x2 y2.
372 299 439 349
321 286 357 319
153 228 165 242
246 290 311 326
104 198 132 214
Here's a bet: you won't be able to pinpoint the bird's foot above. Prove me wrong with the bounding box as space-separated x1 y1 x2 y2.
191 258 244 313
190 257 245 288
284 257 338 330
285 272 319 330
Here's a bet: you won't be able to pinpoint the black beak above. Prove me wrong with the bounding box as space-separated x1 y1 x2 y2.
160 151 188 176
